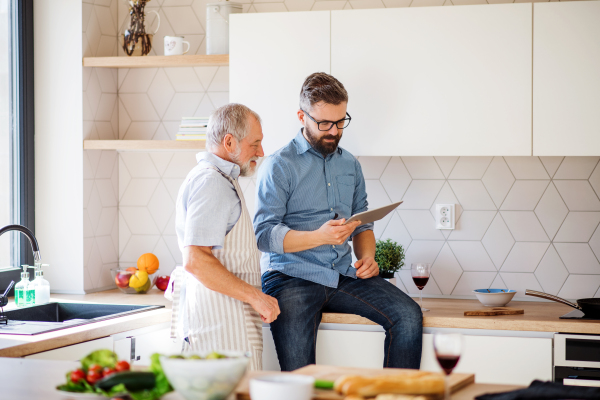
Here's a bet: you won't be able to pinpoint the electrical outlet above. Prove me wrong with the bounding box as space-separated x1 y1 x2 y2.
435 204 455 230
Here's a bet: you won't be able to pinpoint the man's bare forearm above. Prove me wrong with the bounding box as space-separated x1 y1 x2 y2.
183 245 260 304
282 230 323 253
352 230 376 260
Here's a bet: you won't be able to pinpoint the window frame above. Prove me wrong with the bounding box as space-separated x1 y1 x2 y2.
0 0 34 290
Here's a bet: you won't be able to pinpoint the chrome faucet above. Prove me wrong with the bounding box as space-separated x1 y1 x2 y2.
0 224 41 263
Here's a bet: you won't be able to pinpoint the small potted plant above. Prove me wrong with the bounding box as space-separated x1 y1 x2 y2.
375 239 405 279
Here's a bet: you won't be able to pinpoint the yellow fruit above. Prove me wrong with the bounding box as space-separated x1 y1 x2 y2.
129 271 149 289
137 253 159 275
135 277 152 293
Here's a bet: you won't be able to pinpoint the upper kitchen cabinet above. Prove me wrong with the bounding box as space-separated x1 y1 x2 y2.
331 5 533 156
230 12 331 155
533 2 600 156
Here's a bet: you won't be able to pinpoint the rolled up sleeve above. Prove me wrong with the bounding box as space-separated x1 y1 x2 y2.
183 176 235 249
253 156 291 254
350 160 374 240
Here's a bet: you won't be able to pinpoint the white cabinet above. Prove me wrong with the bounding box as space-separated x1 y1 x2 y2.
421 333 552 385
23 337 114 361
230 11 331 156
533 2 600 156
331 5 533 156
113 323 181 366
264 326 552 385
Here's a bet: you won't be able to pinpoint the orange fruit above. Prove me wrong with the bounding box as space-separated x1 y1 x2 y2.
126 267 137 274
129 271 149 289
137 253 159 275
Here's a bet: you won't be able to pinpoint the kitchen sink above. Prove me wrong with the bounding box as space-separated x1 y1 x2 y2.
0 302 164 335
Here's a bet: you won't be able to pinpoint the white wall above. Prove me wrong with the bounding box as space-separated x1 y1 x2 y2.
114 2 600 300
34 0 84 293
82 0 119 292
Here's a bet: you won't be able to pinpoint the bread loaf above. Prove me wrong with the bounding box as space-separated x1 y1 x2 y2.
334 371 445 397
375 395 429 400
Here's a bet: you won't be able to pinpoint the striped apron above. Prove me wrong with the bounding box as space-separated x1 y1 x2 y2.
183 167 263 371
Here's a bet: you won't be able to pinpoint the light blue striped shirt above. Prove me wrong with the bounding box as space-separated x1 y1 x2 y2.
254 130 374 288
176 152 242 251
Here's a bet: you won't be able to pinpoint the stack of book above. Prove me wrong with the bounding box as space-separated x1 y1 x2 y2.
176 117 209 141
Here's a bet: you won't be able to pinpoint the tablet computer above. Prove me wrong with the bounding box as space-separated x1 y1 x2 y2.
342 201 403 226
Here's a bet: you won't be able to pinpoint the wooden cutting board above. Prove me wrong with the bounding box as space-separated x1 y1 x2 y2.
464 307 524 316
235 364 475 400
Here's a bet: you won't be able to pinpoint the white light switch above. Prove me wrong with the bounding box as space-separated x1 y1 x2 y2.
435 204 455 230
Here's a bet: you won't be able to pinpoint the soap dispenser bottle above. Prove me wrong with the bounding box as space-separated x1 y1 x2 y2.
15 265 32 307
31 263 50 305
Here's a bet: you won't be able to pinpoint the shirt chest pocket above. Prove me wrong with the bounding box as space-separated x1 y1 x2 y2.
336 175 355 209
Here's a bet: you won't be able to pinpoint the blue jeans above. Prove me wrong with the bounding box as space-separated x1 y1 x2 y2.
262 270 423 371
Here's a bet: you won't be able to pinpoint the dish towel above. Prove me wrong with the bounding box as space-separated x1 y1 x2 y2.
165 266 186 339
476 380 600 400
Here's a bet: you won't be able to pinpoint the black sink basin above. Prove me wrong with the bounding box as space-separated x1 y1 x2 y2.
0 302 164 335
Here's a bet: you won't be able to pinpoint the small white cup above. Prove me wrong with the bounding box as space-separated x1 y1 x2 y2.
164 36 190 56
250 375 315 400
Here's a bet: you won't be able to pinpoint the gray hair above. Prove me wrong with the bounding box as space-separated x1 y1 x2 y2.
206 103 262 151
299 72 348 111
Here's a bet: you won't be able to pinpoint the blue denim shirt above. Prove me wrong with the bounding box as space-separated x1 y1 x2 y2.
253 130 374 288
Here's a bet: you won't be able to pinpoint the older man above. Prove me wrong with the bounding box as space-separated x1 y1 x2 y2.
175 103 280 370
254 73 423 371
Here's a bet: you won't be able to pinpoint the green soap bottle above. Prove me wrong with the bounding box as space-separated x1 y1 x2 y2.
15 265 31 307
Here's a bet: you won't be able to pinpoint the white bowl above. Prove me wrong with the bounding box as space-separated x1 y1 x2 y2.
474 289 517 307
250 374 315 400
160 351 250 400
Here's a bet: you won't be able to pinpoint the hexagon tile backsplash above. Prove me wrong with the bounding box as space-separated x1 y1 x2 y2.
118 154 600 300
83 0 598 297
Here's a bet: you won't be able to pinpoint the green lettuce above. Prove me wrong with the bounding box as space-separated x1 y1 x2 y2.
81 349 119 370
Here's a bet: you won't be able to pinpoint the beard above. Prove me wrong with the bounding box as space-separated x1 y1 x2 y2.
231 148 258 177
304 124 342 157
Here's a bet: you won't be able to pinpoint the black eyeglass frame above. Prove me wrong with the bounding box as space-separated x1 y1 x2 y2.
301 109 352 131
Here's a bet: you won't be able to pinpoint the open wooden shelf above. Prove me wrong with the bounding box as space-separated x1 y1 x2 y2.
84 140 206 151
82 54 228 68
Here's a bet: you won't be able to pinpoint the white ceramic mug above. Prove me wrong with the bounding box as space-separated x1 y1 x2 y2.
164 36 190 56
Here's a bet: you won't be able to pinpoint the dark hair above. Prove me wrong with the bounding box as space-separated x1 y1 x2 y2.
299 72 348 111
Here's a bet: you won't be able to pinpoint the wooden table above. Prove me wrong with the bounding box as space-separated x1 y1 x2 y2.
0 357 523 400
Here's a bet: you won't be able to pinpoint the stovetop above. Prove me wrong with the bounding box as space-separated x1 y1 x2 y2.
560 309 600 320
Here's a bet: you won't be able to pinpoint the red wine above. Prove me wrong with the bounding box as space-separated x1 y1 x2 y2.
437 354 460 375
412 276 429 290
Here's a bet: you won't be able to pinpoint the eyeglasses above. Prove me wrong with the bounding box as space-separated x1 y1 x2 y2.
301 109 352 131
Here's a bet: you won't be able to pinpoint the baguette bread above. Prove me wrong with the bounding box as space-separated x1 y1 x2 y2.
375 395 429 400
334 371 445 397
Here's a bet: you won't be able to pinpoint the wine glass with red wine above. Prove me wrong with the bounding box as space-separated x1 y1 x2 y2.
433 333 463 400
411 263 431 312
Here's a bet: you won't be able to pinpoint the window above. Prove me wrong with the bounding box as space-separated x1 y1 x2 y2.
0 0 34 274
0 1 10 268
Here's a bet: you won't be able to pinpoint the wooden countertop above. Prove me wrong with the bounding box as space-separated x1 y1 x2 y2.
323 298 600 334
59 289 600 334
0 357 523 400
1 289 598 358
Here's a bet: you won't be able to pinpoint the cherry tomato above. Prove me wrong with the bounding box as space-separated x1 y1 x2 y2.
115 360 130 372
88 364 103 374
86 370 102 385
70 369 86 383
103 367 116 377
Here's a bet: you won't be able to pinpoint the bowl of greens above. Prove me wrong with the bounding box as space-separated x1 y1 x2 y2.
160 351 250 400
56 349 172 399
